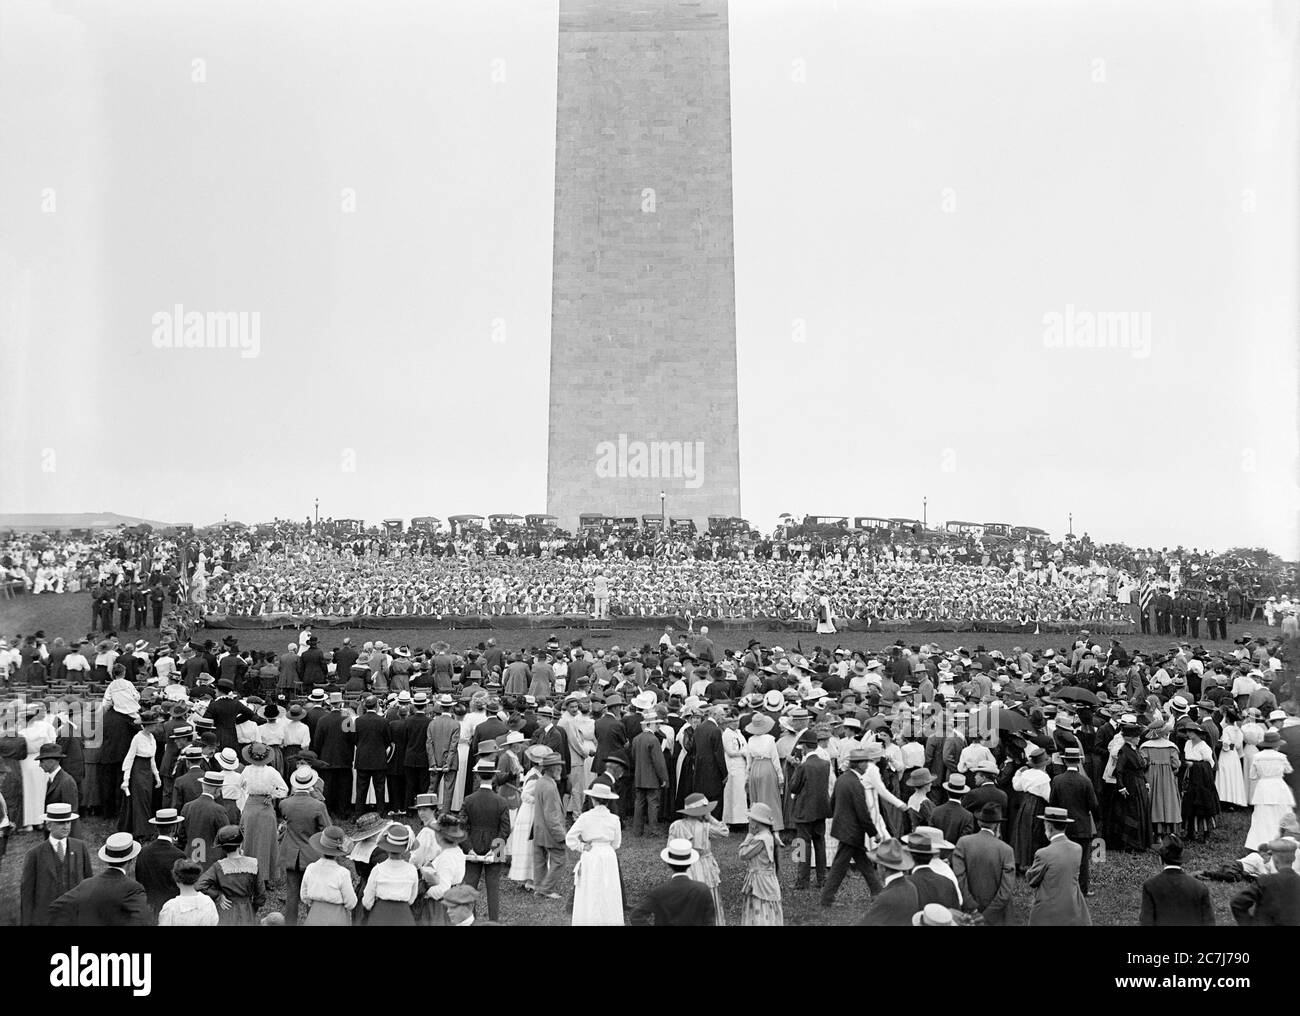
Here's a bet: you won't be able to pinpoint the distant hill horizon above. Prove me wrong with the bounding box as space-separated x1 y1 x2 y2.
0 512 183 531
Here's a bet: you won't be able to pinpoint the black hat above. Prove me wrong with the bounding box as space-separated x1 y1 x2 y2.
1159 835 1185 865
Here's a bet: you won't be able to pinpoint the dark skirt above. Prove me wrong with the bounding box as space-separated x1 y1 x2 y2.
1181 760 1220 831
119 756 155 837
1105 782 1152 852
366 899 415 927
1010 793 1047 871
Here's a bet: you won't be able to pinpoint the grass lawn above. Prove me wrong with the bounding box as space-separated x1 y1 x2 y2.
0 809 1253 927
0 590 1266 926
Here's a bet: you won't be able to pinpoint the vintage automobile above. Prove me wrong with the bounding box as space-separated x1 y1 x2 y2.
525 514 559 531
410 516 442 533
944 521 987 537
853 516 894 531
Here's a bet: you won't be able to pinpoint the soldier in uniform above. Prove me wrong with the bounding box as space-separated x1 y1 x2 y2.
1154 587 1173 636
1171 590 1188 638
133 584 150 631
117 583 135 632
1187 593 1202 640
149 581 167 629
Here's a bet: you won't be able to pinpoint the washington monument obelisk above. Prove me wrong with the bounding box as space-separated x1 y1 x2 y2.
546 0 742 532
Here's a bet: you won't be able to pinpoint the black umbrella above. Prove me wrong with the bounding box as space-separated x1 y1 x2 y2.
1055 686 1101 706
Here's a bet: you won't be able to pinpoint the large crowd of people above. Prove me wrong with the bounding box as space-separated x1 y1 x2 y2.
1 626 1297 926
4 521 1292 629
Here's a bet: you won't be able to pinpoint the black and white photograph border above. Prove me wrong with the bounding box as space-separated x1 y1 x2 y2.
0 0 1297 971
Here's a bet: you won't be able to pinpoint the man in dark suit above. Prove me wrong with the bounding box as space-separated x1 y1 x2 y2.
352 697 392 815
402 694 433 809
20 803 93 926
135 809 186 917
857 838 918 925
907 830 961 907
278 770 330 924
1140 836 1214 926
628 838 717 926
460 759 513 922
333 638 359 682
170 745 207 809
206 681 257 751
953 803 1016 924
311 695 356 818
1049 746 1102 896
593 699 629 777
820 747 882 906
1231 838 1300 926
691 708 728 819
630 716 670 837
48 832 151 927
789 729 832 889
298 636 329 692
37 743 83 840
180 771 230 869
929 773 977 846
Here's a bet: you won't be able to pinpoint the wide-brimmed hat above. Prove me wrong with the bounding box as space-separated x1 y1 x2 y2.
912 903 957 927
747 802 777 827
242 742 272 765
661 836 700 867
902 832 941 856
475 739 503 756
913 825 955 850
351 813 389 840
1037 806 1075 825
585 783 619 802
745 714 774 736
866 837 915 871
906 767 935 787
679 793 715 817
971 760 999 776
309 826 348 858
1262 730 1282 748
539 751 564 768
44 802 79 823
148 807 184 826
98 832 141 864
216 748 240 770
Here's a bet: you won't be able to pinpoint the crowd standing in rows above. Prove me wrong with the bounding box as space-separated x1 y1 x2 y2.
2 624 1297 926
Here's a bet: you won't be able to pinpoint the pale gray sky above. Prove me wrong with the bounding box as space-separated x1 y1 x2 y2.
2 0 1296 553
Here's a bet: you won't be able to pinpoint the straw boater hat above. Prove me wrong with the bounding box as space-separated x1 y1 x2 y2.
98 832 141 865
912 825 955 851
679 792 715 817
661 837 700 867
44 802 78 823
943 773 969 795
350 813 390 841
1037 806 1075 826
147 808 183 827
200 771 226 789
584 783 619 802
290 768 317 791
524 744 551 765
410 792 439 811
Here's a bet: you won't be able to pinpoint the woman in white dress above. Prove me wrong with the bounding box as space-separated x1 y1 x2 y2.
565 784 623 926
157 859 220 927
508 748 546 887
1214 712 1248 808
452 695 488 812
1240 711 1268 803
410 806 468 926
721 715 750 826
1245 730 1295 850
816 594 837 635
19 705 57 829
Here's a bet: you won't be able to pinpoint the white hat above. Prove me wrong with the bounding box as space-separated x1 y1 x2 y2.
762 690 784 711
661 837 700 867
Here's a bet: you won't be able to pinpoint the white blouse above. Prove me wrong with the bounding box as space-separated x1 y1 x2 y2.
122 731 158 775
157 893 220 927
1012 766 1051 800
301 858 358 909
362 858 421 907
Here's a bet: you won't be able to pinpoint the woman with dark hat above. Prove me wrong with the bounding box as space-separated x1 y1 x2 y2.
1180 724 1220 842
1009 746 1051 873
361 824 420 926
238 741 288 887
118 709 161 837
1106 718 1153 852
195 825 266 925
299 826 357 926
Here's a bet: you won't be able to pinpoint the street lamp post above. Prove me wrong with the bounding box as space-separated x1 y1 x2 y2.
1068 513 1073 537
660 491 667 534
315 499 320 525
923 497 927 527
